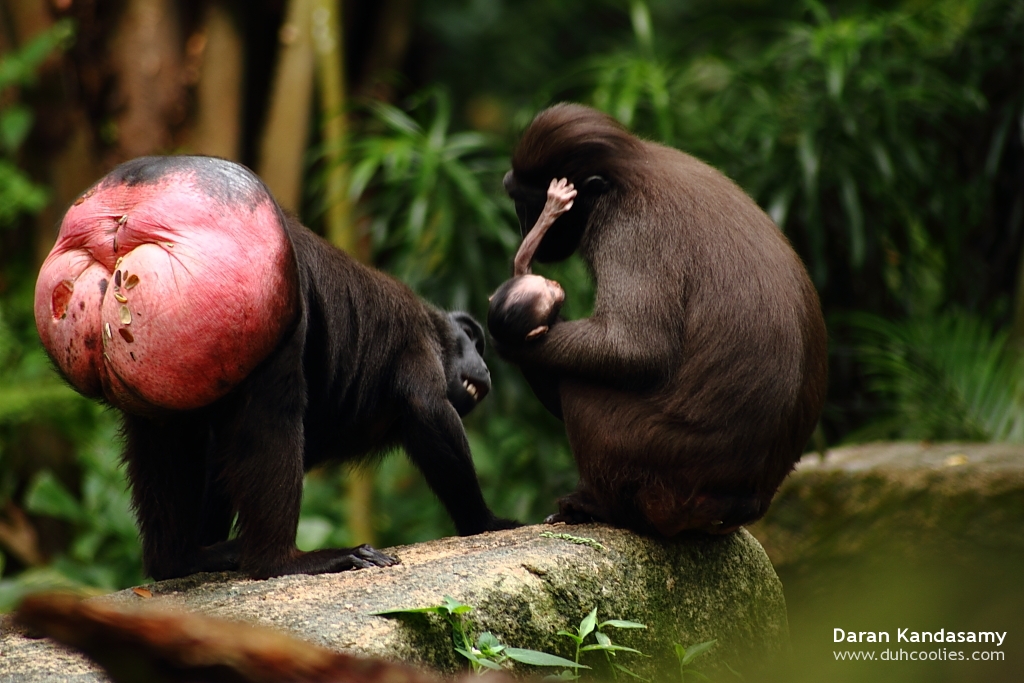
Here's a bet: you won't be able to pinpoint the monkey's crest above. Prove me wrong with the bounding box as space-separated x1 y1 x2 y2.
511 103 644 187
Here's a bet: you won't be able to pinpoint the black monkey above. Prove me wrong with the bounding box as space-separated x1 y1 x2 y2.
36 155 515 580
489 104 828 536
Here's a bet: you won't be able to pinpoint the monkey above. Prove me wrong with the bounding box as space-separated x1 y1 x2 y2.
488 103 828 536
34 155 517 580
486 275 565 343
486 178 574 344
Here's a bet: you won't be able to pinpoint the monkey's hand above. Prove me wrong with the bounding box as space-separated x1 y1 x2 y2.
544 177 577 217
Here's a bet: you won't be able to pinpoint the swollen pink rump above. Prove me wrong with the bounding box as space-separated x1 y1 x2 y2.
34 157 298 412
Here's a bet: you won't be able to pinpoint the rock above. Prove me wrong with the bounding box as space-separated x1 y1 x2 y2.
746 442 1024 683
747 441 1024 566
0 524 788 681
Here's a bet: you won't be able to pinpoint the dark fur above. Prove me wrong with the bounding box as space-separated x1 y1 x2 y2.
120 168 512 580
490 104 828 535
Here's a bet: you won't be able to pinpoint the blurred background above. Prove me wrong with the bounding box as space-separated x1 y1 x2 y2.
0 0 1022 678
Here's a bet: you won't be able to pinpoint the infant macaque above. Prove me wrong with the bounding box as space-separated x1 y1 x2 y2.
487 274 565 342
488 178 576 342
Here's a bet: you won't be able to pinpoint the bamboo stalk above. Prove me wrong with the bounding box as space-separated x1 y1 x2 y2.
257 0 314 211
190 1 243 160
311 0 354 254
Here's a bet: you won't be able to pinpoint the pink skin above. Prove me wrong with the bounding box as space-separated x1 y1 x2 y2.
513 177 576 276
509 178 574 339
35 172 297 412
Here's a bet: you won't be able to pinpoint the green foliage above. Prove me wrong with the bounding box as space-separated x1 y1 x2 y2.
556 607 649 681
848 311 1024 442
0 408 141 610
343 88 518 312
587 0 1011 303
376 598 650 678
0 301 83 426
589 1 675 144
21 415 143 587
0 19 74 230
673 639 718 682
375 595 587 675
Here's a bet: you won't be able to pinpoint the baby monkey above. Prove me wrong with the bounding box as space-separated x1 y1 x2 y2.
488 178 576 342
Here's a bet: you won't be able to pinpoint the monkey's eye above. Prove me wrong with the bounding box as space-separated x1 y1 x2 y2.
461 324 485 354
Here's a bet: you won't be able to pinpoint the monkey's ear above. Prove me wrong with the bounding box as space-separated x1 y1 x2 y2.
525 325 549 340
582 175 609 194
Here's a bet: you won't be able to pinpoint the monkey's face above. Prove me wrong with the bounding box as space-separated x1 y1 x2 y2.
504 171 588 263
445 312 491 417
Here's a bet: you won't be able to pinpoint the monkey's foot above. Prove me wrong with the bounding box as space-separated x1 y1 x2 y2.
248 544 399 579
459 516 522 535
545 489 606 526
486 517 523 531
543 510 596 525
188 540 242 574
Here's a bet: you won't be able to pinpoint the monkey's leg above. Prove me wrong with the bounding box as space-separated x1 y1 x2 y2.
545 482 612 526
220 331 395 579
122 412 214 581
401 365 520 535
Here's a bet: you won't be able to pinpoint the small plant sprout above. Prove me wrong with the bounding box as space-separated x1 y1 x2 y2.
373 596 585 675
674 639 718 682
556 607 648 681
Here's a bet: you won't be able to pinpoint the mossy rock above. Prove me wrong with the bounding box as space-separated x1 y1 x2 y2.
0 525 788 681
748 442 1024 566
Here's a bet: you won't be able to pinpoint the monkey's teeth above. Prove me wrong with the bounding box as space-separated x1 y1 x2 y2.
463 380 479 400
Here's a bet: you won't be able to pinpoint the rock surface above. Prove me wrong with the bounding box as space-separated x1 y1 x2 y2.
0 524 788 681
747 441 1024 566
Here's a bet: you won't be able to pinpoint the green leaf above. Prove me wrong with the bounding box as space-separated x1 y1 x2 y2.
442 595 473 615
581 643 643 654
371 605 447 616
599 619 647 630
25 471 84 522
556 629 583 645
476 631 504 654
679 639 717 666
369 101 421 136
612 663 652 681
595 632 612 647
454 648 503 671
579 607 598 639
504 648 590 669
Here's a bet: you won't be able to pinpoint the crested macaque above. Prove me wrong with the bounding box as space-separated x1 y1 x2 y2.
487 178 574 343
488 103 828 536
35 155 516 580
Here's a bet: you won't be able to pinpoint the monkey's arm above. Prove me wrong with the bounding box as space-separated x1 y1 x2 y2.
399 353 520 534
496 310 678 393
513 178 576 276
